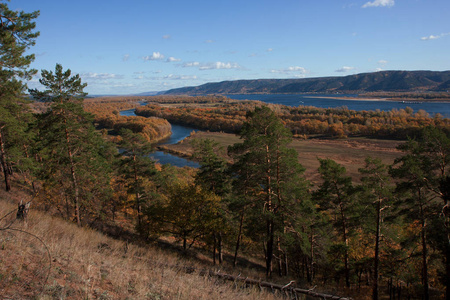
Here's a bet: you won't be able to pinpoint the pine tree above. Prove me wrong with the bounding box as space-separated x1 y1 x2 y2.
192 138 230 264
314 158 356 288
359 157 393 300
141 183 222 251
30 64 113 226
229 106 307 277
0 2 39 191
192 138 229 196
391 126 450 299
117 128 156 227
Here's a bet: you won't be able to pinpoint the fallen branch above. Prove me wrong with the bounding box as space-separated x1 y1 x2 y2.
199 270 352 300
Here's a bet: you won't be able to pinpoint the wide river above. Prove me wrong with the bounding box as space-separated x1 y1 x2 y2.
226 94 450 118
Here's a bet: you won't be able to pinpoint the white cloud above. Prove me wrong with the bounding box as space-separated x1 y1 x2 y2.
335 66 356 73
123 54 130 61
142 52 165 61
378 60 388 65
420 33 450 41
81 72 124 80
166 56 181 62
162 35 171 39
141 74 199 81
182 62 201 68
362 0 394 8
199 62 241 70
163 74 198 80
267 48 273 52
205 39 215 43
107 83 135 88
270 66 308 75
181 61 241 70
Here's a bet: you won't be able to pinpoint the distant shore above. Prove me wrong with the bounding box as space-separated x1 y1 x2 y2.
307 95 450 103
307 96 387 102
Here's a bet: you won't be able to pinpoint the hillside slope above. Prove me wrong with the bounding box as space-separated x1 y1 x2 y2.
0 195 277 300
163 70 450 95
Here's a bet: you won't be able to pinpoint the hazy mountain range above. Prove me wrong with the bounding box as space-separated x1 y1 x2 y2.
161 70 450 95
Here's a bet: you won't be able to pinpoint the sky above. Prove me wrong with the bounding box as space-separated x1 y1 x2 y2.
10 0 450 95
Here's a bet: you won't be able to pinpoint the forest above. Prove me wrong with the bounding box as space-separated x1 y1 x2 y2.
1 3 450 299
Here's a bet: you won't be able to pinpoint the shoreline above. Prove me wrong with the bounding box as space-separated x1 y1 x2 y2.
308 96 450 104
306 96 450 103
306 96 387 102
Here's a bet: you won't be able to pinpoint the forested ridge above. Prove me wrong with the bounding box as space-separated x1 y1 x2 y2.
1 2 450 299
162 70 450 95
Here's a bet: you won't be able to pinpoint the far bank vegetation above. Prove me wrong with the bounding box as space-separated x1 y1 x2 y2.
135 95 450 139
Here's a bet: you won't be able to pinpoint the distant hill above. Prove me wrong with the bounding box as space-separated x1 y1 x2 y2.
162 70 450 95
133 91 161 96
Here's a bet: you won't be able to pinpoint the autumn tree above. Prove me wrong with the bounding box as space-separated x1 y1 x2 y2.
0 2 39 191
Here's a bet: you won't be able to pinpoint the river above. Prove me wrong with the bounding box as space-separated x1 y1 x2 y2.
120 108 200 168
226 94 450 118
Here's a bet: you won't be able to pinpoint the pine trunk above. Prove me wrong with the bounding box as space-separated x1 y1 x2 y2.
218 232 223 264
233 213 244 268
420 202 429 300
65 126 81 226
133 153 142 227
372 199 381 300
339 199 350 288
446 245 450 300
213 233 217 265
310 228 315 281
0 129 11 191
266 219 274 277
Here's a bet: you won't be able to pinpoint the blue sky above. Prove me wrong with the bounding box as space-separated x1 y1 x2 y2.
11 0 450 95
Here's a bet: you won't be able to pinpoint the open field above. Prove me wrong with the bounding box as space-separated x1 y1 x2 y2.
161 132 403 183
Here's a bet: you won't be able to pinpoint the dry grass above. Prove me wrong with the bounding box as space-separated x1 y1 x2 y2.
0 197 279 300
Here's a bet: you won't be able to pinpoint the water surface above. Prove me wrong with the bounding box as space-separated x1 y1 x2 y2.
226 94 450 118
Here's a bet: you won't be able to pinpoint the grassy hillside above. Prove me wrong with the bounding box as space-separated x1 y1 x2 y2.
0 189 279 300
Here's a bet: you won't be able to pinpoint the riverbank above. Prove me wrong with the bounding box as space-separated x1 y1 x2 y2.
307 96 388 102
307 95 450 103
